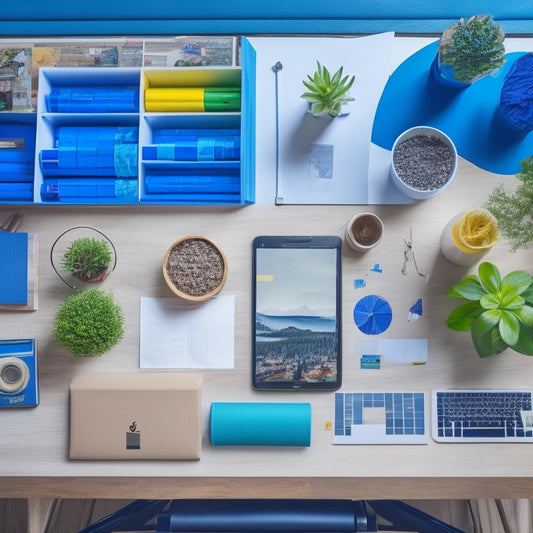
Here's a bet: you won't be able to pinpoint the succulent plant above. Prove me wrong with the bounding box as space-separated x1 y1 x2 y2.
301 61 355 117
446 262 533 358
483 155 533 251
438 15 505 83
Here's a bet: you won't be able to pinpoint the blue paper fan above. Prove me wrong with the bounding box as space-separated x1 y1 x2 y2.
353 295 392 335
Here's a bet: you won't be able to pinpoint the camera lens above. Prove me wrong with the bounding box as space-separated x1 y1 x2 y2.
0 358 30 393
2 364 23 384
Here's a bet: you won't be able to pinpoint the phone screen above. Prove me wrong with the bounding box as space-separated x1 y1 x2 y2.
252 236 341 390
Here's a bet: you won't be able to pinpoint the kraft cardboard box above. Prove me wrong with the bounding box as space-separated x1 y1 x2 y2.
69 372 203 460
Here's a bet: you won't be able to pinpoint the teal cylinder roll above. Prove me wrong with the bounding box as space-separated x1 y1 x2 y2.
210 402 312 446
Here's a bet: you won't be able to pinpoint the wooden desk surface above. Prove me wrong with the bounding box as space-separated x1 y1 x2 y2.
1 153 532 499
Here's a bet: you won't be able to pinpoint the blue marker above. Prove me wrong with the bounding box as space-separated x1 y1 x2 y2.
0 163 34 181
140 191 240 203
0 182 34 201
143 135 240 162
144 175 240 194
41 178 138 202
0 150 28 163
47 87 139 113
152 128 240 143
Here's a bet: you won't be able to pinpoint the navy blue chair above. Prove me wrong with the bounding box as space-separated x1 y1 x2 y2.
78 498 465 533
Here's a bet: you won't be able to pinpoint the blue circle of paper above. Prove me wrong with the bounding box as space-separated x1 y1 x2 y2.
371 42 533 175
353 295 392 335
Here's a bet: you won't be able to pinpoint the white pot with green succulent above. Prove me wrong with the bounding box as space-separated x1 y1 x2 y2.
301 61 355 118
431 15 505 88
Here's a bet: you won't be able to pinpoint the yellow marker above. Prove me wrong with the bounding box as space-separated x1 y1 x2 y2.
325 421 332 430
145 88 205 112
145 87 241 112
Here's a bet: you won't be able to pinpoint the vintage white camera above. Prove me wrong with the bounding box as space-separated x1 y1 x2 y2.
0 339 39 407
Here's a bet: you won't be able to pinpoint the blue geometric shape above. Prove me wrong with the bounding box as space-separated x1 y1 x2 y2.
372 42 533 175
353 295 392 335
409 297 423 318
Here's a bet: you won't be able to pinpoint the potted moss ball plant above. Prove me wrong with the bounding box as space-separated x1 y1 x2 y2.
54 288 125 357
62 236 112 282
431 15 505 88
445 262 533 358
483 155 533 251
163 236 227 302
301 61 355 118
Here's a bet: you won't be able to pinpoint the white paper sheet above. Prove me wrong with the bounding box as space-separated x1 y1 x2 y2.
248 33 402 204
139 295 235 369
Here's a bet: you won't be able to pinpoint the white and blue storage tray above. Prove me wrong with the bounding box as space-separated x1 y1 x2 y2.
0 40 256 206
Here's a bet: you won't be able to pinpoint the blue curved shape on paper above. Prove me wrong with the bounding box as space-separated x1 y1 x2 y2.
353 295 392 335
371 42 533 175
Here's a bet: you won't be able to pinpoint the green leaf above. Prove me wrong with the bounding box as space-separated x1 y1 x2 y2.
310 102 326 116
446 275 486 300
473 309 502 334
330 66 342 86
502 270 533 295
500 292 524 309
510 322 533 355
510 304 533 327
445 301 484 331
499 310 520 346
478 262 501 293
522 285 533 306
480 293 500 309
471 317 508 357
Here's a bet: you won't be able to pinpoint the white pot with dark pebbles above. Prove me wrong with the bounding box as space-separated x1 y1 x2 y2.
390 126 457 200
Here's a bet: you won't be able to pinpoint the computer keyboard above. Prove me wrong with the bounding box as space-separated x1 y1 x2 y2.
432 389 533 442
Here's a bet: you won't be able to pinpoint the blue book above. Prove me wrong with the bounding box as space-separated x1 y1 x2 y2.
0 232 28 304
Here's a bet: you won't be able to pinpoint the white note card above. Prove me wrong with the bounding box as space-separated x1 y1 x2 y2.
140 295 235 369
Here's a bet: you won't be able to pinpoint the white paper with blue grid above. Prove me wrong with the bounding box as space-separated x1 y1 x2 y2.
333 392 428 444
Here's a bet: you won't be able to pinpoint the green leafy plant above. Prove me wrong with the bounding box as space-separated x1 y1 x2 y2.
54 288 124 357
301 61 355 117
438 15 505 83
446 262 533 358
62 237 112 282
483 155 533 251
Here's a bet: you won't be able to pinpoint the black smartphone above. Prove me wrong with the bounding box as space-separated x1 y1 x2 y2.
252 235 342 390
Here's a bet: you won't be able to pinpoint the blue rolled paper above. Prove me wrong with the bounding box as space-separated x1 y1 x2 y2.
210 402 311 446
47 87 139 113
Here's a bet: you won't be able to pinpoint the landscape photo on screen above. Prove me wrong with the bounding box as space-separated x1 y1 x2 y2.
254 247 339 384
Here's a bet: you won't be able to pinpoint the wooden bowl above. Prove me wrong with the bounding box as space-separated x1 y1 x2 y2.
162 236 228 302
